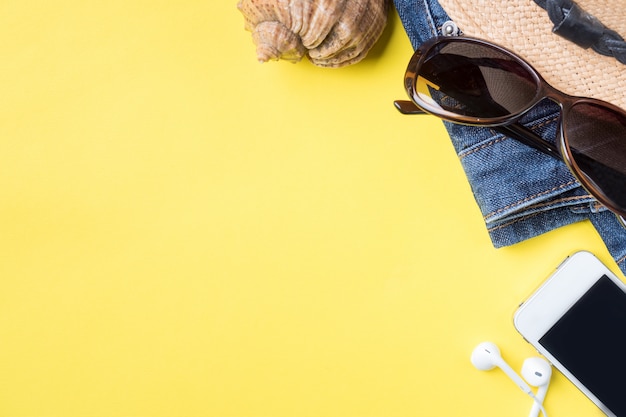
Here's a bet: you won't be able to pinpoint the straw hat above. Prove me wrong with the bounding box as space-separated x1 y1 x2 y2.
438 0 626 109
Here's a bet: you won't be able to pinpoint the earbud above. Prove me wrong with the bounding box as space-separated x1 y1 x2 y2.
470 341 534 395
471 342 551 417
522 357 552 417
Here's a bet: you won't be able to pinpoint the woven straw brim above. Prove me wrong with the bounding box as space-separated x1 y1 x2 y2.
438 0 626 109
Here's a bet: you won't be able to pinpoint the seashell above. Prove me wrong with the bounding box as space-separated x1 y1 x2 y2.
237 0 390 68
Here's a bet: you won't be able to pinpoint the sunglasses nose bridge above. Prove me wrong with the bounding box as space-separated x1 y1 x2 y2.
539 80 581 112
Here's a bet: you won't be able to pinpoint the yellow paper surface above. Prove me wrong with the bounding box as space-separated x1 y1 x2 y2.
0 2 618 416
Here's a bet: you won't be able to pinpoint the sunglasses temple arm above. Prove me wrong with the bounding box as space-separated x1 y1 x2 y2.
394 100 425 115
393 100 563 161
502 123 562 161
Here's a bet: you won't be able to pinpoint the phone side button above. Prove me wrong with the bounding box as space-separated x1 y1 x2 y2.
555 254 571 270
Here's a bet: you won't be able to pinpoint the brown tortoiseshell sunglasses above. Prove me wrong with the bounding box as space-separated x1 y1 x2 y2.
395 36 626 226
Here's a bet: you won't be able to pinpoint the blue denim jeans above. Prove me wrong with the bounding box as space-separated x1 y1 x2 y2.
394 0 626 274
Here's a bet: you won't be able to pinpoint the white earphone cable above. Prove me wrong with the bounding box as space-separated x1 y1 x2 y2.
530 392 548 417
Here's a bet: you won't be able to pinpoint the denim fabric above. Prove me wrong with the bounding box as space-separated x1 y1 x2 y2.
394 0 626 274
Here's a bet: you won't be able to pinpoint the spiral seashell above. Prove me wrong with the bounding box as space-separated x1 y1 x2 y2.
237 0 390 68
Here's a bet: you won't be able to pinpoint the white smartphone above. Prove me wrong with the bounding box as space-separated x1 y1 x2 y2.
514 251 626 417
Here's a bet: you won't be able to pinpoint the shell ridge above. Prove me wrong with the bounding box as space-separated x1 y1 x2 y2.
238 0 389 67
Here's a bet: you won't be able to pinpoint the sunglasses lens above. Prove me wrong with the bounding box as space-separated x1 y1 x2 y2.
565 102 626 212
416 41 540 119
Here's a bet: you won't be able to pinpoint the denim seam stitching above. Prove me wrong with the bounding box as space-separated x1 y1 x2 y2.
484 179 579 220
421 0 437 36
617 254 626 266
458 137 508 159
487 210 544 232
529 115 559 131
486 194 592 231
525 194 594 210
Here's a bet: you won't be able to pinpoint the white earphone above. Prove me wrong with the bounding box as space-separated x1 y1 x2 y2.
521 356 552 417
471 341 551 417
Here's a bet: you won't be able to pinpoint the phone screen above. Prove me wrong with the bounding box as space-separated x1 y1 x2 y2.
539 275 626 416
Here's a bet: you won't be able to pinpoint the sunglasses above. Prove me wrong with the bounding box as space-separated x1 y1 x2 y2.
394 36 626 226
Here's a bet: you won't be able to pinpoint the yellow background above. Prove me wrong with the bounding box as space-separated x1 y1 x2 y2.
0 2 619 416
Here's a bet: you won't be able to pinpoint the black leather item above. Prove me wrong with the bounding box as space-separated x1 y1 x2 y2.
552 2 604 49
533 0 626 64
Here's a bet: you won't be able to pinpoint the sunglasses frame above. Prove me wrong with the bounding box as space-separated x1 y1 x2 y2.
402 36 626 222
